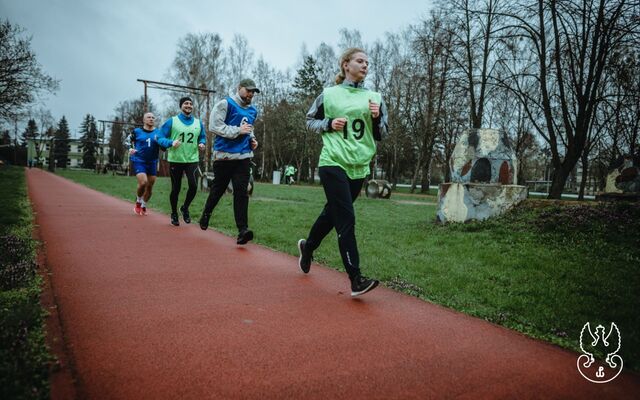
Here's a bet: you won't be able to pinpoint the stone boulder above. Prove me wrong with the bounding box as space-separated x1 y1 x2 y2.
437 128 527 223
450 128 516 185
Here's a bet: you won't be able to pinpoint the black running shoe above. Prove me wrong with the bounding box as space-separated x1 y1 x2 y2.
180 205 191 224
170 212 179 226
350 275 379 297
297 239 312 274
199 213 211 230
236 229 254 245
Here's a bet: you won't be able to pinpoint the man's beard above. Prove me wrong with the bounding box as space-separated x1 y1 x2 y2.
240 95 252 105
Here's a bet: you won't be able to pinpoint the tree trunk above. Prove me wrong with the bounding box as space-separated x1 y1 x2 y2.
548 161 573 199
578 153 589 201
420 162 431 193
410 154 422 194
517 157 526 186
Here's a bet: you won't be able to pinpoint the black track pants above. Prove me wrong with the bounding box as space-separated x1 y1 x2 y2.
169 162 199 214
305 166 364 280
202 159 251 231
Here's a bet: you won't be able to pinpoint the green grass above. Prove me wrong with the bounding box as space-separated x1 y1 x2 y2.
0 166 52 399
57 170 640 370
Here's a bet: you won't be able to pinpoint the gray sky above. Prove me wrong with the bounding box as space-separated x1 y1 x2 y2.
1 0 432 135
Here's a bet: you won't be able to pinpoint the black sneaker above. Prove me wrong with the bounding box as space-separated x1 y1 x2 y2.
199 213 211 230
350 275 379 297
297 239 312 274
170 212 179 226
237 229 254 245
180 205 191 224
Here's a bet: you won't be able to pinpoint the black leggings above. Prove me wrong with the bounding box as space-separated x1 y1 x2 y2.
202 159 251 231
305 166 364 280
169 162 199 214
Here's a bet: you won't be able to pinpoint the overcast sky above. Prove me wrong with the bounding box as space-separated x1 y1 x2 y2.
2 0 432 136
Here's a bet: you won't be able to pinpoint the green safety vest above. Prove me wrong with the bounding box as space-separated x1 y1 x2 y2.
167 116 201 163
319 85 381 179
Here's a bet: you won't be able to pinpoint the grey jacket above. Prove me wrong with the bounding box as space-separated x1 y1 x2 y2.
209 93 257 161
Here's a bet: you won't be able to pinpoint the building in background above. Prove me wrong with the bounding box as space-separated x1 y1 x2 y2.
26 138 112 170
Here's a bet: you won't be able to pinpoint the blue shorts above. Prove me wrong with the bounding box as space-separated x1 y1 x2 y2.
132 160 158 176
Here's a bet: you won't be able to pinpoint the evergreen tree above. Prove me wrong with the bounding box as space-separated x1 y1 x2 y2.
53 115 70 168
0 129 11 163
20 118 38 147
292 56 323 100
291 56 324 182
108 117 126 165
79 114 98 169
1 129 10 145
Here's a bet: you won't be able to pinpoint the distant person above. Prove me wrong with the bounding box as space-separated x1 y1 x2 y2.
199 78 259 245
157 96 206 226
297 48 388 297
129 112 160 215
284 165 296 185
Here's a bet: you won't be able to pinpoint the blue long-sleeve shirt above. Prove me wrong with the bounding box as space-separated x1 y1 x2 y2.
157 113 206 148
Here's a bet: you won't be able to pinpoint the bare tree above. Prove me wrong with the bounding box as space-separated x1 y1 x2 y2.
443 0 506 129
375 31 417 185
0 20 59 122
498 0 639 198
314 42 337 87
167 32 225 117
251 57 291 179
410 12 455 192
337 28 364 51
436 88 468 182
224 34 255 91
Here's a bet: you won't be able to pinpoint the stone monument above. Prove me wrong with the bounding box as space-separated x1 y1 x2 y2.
437 129 528 223
597 153 640 201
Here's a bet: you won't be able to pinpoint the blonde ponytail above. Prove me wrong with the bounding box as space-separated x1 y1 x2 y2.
336 47 366 85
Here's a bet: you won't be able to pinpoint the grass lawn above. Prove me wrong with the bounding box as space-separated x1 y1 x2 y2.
57 169 640 370
0 166 51 399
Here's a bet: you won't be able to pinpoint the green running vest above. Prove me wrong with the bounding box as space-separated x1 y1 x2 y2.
167 116 201 163
319 85 382 179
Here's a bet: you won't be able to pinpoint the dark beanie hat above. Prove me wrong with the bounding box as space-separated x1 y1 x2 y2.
179 96 193 107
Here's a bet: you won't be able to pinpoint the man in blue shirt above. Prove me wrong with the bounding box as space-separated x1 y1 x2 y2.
129 112 160 215
157 97 206 226
199 79 259 245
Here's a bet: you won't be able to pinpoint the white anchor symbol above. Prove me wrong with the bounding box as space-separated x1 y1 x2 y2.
596 366 605 378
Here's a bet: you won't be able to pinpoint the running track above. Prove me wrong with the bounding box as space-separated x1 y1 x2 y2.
27 169 639 399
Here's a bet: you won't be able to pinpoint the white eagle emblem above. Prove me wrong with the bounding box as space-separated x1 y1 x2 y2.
577 322 624 383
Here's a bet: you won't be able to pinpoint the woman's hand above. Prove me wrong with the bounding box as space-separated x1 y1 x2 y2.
331 117 348 131
369 100 380 119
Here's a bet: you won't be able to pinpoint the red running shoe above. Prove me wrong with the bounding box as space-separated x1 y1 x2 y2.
134 201 142 215
141 206 147 215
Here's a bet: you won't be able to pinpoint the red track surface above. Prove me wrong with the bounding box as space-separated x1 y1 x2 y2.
27 169 639 399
